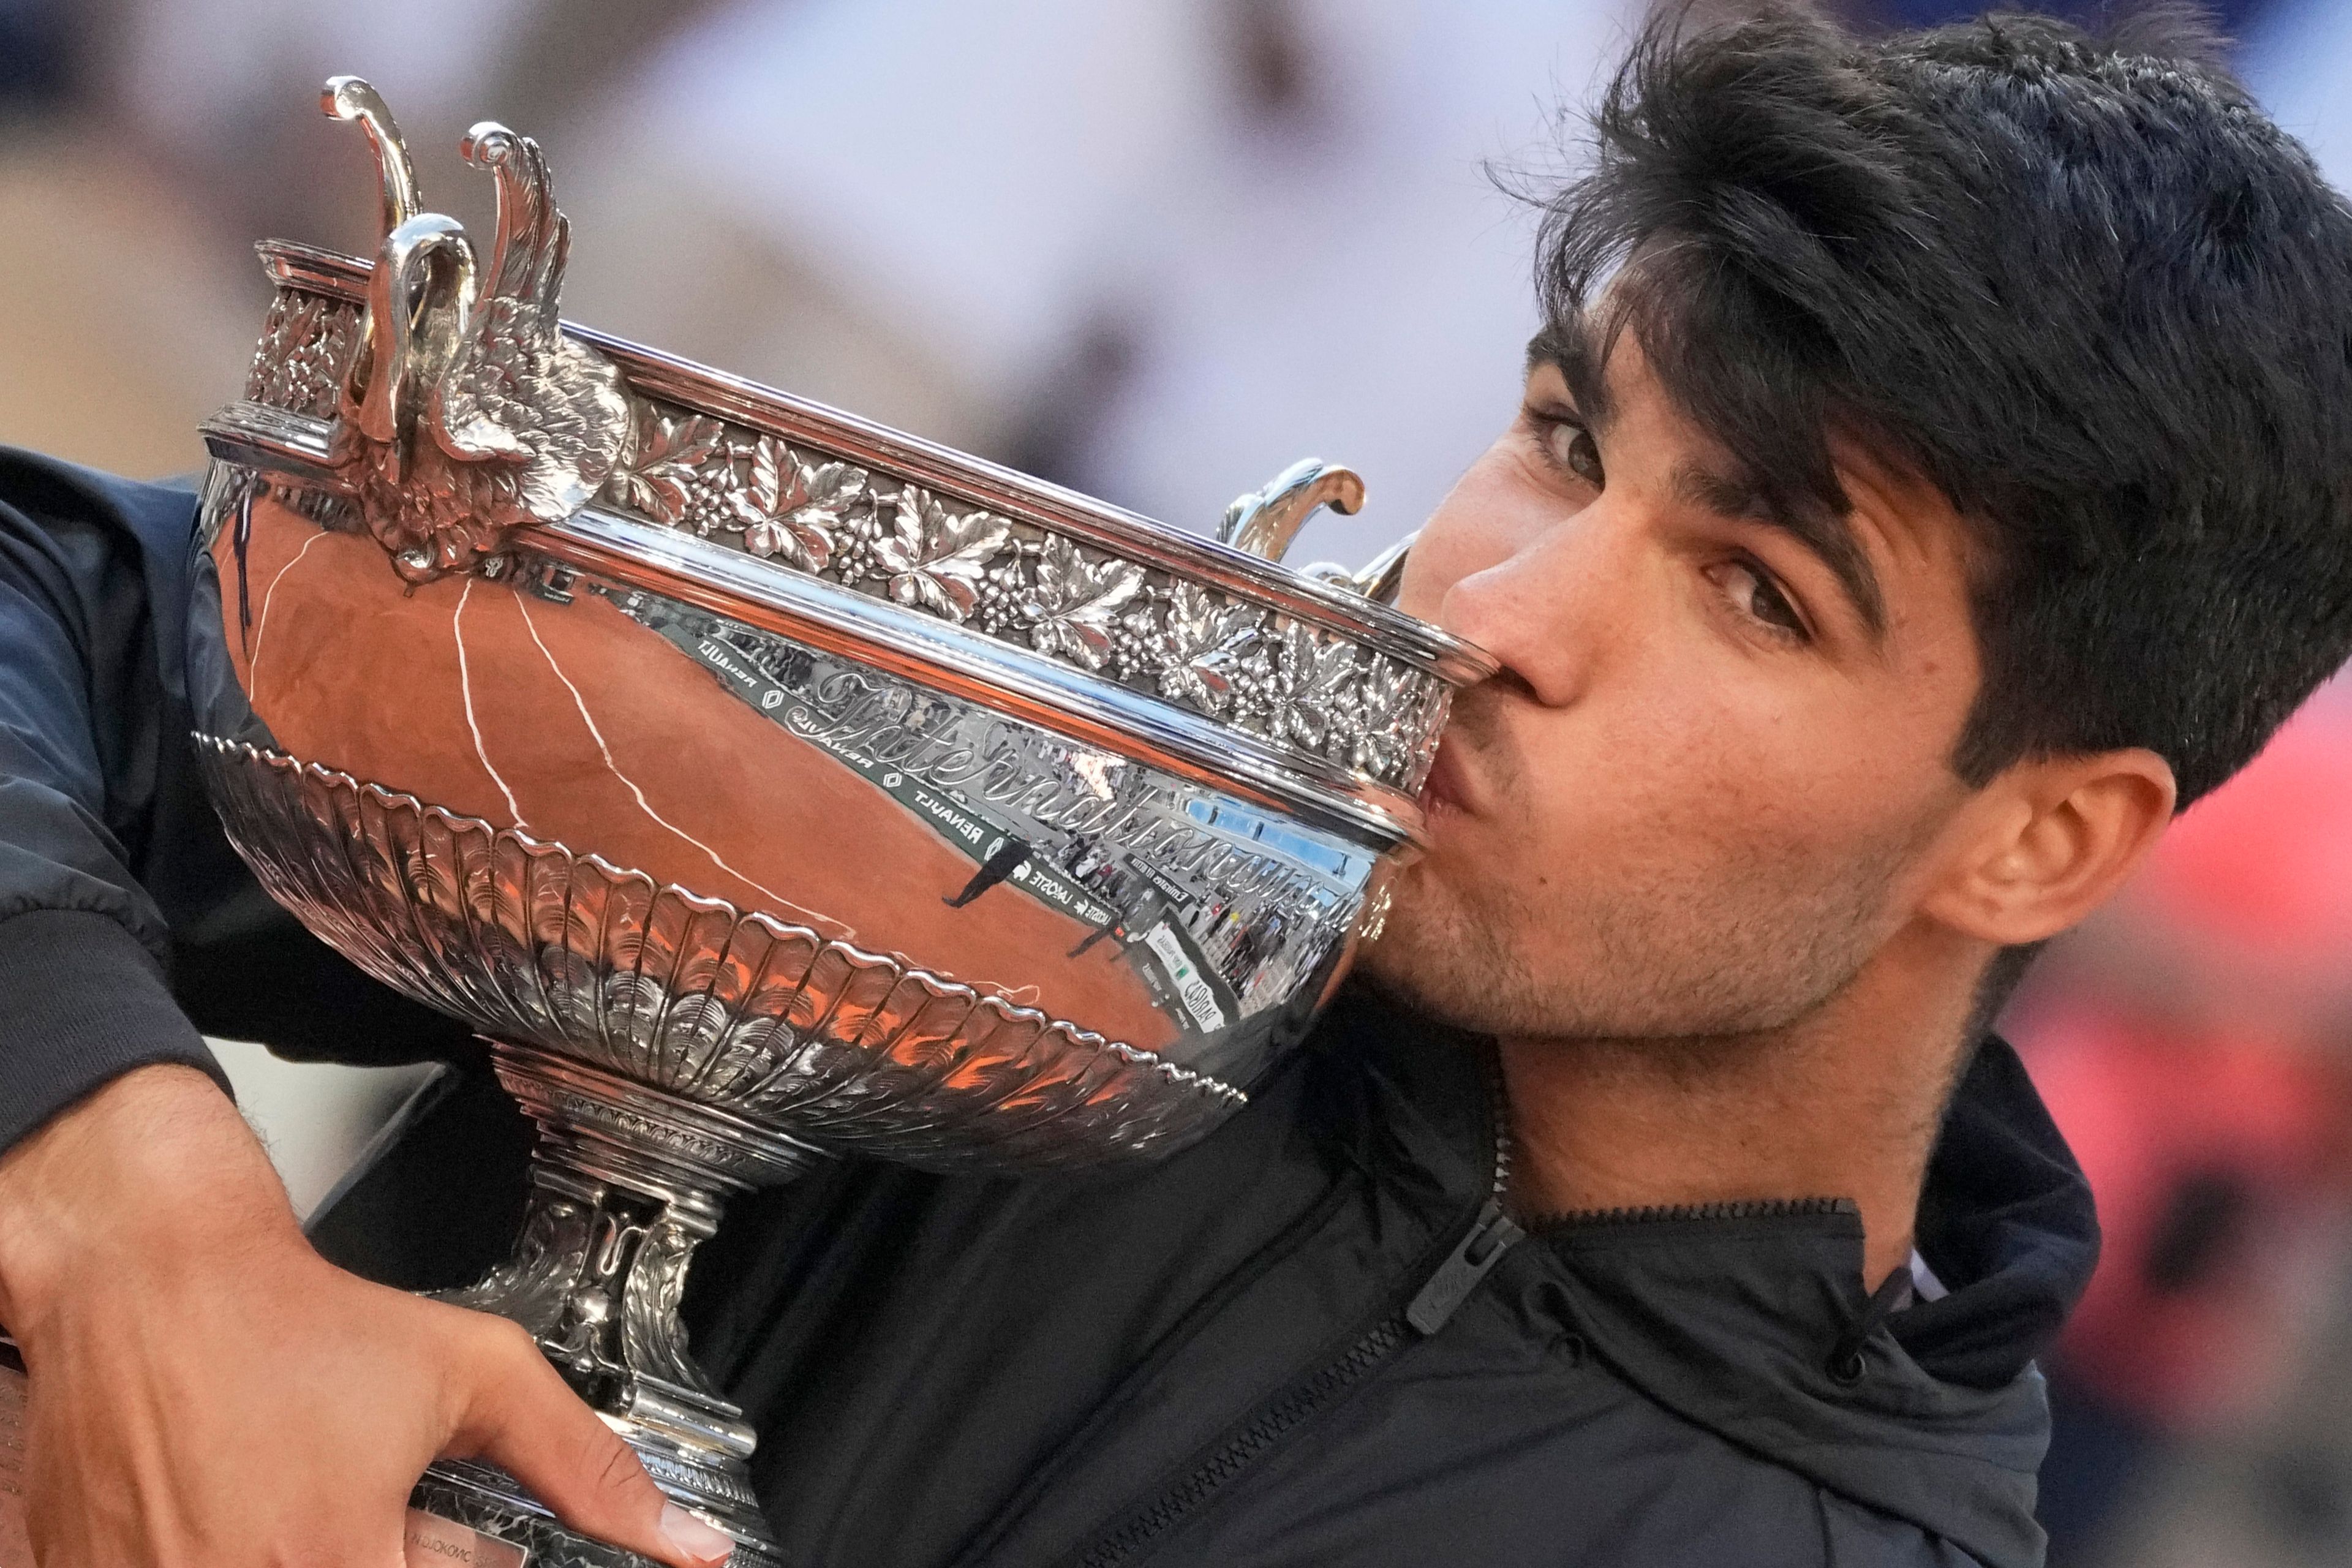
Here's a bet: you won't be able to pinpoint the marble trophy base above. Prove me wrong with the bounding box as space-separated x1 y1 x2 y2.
409 1041 818 1568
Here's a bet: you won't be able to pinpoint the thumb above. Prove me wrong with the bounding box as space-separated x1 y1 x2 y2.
446 1317 737 1568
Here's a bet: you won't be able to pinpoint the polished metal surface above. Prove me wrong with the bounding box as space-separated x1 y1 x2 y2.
233 241 1483 685
189 78 1492 1565
197 737 1250 1159
1218 457 1368 564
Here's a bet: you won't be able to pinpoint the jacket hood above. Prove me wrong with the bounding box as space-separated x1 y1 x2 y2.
1344 1003 2097 1568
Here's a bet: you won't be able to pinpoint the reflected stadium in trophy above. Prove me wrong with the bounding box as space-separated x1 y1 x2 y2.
187 77 1493 1566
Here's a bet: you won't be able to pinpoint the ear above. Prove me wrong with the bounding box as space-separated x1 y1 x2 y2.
1921 749 2177 946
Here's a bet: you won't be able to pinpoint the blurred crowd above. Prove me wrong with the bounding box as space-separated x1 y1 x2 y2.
6 1 2352 1562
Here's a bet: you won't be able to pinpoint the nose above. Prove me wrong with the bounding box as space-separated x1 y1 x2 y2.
1435 508 1628 710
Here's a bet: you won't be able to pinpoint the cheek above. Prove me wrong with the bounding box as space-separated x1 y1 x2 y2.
1517 670 1948 880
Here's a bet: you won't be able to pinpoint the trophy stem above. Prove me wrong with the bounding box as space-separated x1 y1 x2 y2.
418 1039 821 1566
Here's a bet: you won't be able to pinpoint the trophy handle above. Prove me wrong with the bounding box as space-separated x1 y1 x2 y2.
1343 529 1417 604
1221 459 1420 605
322 76 423 243
1218 458 1367 564
313 78 631 583
344 215 478 464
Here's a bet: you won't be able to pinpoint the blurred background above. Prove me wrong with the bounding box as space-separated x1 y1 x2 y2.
4 1 2350 1562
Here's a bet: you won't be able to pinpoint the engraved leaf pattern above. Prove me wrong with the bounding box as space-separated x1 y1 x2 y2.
1022 535 1145 670
246 290 356 418
873 486 1009 621
612 410 726 526
1348 656 1420 778
1273 620 1359 748
729 436 866 573
246 292 322 398
418 130 635 530
434 295 539 462
432 1193 586 1333
1154 581 1262 712
618 1219 707 1390
244 262 1450 783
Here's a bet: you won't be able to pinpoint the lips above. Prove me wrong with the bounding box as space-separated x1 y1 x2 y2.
1420 734 1475 820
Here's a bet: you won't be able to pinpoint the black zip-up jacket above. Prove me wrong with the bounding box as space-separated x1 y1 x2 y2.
0 450 2097 1566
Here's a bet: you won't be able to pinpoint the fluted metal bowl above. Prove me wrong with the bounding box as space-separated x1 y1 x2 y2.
195 89 1489 1178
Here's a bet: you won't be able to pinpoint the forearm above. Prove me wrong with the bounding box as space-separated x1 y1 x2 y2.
0 1061 288 1342
0 450 473 1085
0 452 244 1160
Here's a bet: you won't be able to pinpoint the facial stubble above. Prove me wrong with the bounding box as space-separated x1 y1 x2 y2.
1360 702 1924 1044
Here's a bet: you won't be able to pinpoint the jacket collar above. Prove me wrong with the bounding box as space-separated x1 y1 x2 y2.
1321 992 2095 1568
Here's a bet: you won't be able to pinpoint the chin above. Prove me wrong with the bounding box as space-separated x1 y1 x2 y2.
1358 868 1640 1041
1356 875 1512 1033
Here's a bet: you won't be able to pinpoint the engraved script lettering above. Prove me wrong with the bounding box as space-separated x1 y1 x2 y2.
405 1508 531 1568
780 671 1327 913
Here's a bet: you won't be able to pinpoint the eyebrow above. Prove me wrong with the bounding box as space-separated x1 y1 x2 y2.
1671 461 1888 639
1526 322 1614 434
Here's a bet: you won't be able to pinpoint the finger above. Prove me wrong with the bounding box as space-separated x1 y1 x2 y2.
447 1319 736 1568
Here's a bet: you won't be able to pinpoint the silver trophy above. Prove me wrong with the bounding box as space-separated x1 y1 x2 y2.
183 78 1492 1566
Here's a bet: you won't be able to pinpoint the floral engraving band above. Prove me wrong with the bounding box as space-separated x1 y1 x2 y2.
244 288 359 421
239 286 1456 794
600 401 1453 791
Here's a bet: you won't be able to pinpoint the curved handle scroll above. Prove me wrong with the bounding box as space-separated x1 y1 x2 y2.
1218 459 1366 564
321 77 422 245
1346 531 1415 604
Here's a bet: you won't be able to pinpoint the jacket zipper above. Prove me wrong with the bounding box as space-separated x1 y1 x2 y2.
1529 1195 1856 1231
1066 1049 1523 1568
1402 1050 1521 1333
1069 1316 1417 1568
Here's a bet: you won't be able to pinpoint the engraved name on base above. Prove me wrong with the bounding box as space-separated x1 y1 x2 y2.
404 1507 531 1568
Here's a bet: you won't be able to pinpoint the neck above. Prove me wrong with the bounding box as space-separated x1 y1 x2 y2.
1498 924 1983 1286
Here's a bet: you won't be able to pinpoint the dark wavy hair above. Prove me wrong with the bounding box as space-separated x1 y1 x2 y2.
1536 4 2352 809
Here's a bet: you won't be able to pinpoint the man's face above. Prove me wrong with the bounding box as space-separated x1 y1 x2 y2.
1361 333 1987 1039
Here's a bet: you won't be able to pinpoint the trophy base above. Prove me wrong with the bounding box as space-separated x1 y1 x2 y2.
0 1343 786 1568
417 1040 824 1567
413 1458 787 1568
3 1344 753 1568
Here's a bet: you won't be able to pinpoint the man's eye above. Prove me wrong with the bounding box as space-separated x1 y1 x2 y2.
1540 418 1604 486
1717 560 1808 639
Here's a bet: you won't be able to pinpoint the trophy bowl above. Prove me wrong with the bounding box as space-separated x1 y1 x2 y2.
188 80 1493 1566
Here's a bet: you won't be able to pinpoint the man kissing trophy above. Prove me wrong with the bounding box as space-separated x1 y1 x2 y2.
17 10 2352 1564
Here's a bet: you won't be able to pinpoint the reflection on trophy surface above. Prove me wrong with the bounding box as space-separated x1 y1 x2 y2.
178 77 1490 1565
